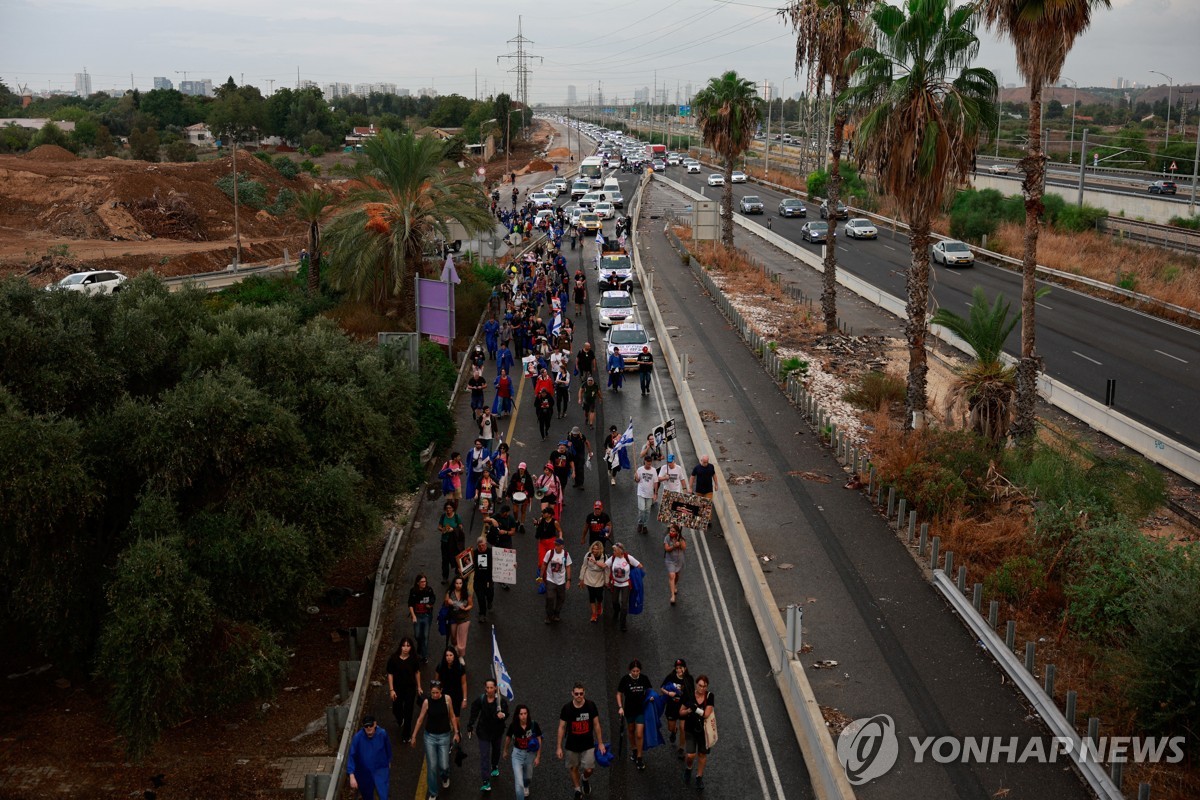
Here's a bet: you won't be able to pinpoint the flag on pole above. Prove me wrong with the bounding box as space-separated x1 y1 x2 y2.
549 312 563 339
491 626 514 701
615 417 635 450
595 231 606 248
440 254 461 285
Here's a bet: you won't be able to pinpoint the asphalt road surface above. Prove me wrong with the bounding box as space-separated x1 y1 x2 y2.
372 164 811 800
669 167 1200 449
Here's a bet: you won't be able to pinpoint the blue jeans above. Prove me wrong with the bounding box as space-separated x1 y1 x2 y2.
637 495 653 528
413 614 432 661
423 731 451 797
640 370 652 393
512 748 535 799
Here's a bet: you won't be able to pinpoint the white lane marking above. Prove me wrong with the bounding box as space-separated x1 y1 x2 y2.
1155 349 1188 364
646 296 787 800
883 244 896 251
1072 350 1103 365
1036 301 1053 310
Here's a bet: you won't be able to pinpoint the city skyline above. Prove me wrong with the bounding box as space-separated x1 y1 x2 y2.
4 0 1197 105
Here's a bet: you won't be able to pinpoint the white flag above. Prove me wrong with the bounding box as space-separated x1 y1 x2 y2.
440 254 461 285
492 626 514 701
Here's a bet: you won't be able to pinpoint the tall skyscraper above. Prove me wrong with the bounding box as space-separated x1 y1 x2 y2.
74 70 92 97
567 85 577 105
153 76 173 91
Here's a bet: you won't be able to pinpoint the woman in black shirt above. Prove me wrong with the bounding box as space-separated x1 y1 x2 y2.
504 704 542 798
661 658 696 756
411 681 460 798
408 574 437 664
386 636 422 740
681 674 715 790
435 647 469 720
616 659 654 770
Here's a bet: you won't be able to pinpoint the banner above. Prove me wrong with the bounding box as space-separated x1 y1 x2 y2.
657 489 713 529
493 547 517 585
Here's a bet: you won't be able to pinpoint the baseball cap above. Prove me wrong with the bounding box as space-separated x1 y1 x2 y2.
667 453 676 463
554 537 564 544
594 501 603 509
518 462 527 470
362 715 377 727
674 658 687 668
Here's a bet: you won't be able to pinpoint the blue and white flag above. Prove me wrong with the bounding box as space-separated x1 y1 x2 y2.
492 626 514 701
595 231 606 248
614 417 635 451
549 312 563 339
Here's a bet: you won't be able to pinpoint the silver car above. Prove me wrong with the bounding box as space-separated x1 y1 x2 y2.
47 270 128 295
931 239 975 266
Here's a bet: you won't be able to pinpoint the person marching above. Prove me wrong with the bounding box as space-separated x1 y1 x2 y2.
557 683 607 800
534 387 555 440
434 647 469 720
681 675 715 789
410 681 461 799
534 463 563 522
578 541 608 624
636 345 654 395
445 576 473 661
347 716 392 800
606 543 642 632
554 363 572 419
408 574 437 663
467 678 510 793
661 658 696 759
616 659 654 771
504 704 543 800
472 536 495 625
663 523 688 605
634 456 658 536
540 537 572 623
507 462 535 530
578 374 601 430
606 346 625 392
386 637 422 742
437 502 465 584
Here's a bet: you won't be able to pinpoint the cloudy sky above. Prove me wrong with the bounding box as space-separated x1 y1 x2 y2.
3 0 1197 104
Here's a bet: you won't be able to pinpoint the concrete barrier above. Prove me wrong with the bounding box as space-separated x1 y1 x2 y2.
654 173 1200 485
632 173 855 800
969 172 1184 225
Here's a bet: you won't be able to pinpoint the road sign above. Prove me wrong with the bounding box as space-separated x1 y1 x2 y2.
679 105 691 117
1170 161 1178 172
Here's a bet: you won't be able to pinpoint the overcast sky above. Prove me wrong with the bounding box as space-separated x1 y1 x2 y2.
3 0 1197 104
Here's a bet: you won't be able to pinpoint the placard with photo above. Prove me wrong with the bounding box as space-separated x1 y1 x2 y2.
656 489 713 529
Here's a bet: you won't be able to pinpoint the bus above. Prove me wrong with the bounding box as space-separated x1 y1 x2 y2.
579 156 605 188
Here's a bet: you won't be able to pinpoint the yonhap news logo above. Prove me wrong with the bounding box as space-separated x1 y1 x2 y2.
836 713 1187 785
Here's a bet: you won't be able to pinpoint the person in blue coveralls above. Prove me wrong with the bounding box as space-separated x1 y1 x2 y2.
347 715 392 799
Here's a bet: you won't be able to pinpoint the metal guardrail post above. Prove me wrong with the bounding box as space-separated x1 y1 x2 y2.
1025 642 1036 673
944 550 954 579
1066 690 1077 727
1005 621 1016 651
989 600 999 629
972 583 982 612
886 487 896 519
1045 663 1056 697
907 511 917 544
930 536 940 569
919 523 929 555
896 498 907 531
957 565 967 592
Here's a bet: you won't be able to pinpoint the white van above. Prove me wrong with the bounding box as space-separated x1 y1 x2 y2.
602 178 621 196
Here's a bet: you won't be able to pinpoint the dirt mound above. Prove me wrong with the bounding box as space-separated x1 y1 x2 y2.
25 144 77 162
527 158 553 173
547 147 572 159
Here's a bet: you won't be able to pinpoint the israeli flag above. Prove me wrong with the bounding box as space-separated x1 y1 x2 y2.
491 626 515 701
595 231 606 248
614 417 635 451
549 312 563 339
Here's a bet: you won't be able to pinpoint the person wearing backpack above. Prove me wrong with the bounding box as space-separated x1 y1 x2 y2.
504 704 543 800
437 502 465 584
467 678 510 793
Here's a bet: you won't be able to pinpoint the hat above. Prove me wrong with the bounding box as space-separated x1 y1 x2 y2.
362 715 377 727
518 462 527 470
667 453 676 463
571 426 581 435
594 501 603 508
544 463 554 471
554 537 565 544
674 658 688 668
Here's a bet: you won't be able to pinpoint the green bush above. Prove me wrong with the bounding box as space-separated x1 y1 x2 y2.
985 555 1046 605
843 370 905 411
272 154 299 179
807 171 827 198
253 150 273 164
1168 215 1200 231
299 159 317 174
308 144 324 158
1054 203 1106 233
214 172 267 209
266 187 297 216
1061 515 1165 641
1003 441 1162 518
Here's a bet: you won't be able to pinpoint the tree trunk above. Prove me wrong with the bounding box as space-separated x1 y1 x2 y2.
721 156 735 247
1011 88 1045 441
821 80 849 334
306 221 320 297
904 212 932 431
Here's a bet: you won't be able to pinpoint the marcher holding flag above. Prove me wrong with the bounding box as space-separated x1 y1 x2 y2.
603 419 634 486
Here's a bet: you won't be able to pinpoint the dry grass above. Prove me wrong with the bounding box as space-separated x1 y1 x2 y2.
321 300 399 340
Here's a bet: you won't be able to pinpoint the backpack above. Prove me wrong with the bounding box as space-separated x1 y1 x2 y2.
436 602 450 636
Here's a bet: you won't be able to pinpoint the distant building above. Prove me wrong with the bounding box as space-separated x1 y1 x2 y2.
633 87 649 103
418 87 438 98
74 71 92 97
345 124 381 146
0 117 76 133
567 85 577 105
184 122 212 146
300 80 319 91
179 79 213 97
397 88 411 97
416 126 462 141
153 76 173 91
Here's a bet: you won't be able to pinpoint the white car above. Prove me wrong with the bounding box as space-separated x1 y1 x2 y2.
707 174 725 186
529 192 554 209
666 153 682 165
988 163 1012 175
844 218 878 239
607 156 622 168
541 182 560 198
46 270 128 295
579 192 606 210
731 171 747 183
550 178 569 193
570 180 591 200
535 209 556 227
686 162 701 174
606 322 652 369
931 239 975 266
597 290 635 329
593 201 616 220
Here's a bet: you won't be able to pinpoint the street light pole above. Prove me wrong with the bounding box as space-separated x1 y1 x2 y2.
1151 70 1174 150
763 78 772 176
1062 77 1078 163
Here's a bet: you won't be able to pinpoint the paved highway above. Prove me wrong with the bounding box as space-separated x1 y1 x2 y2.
665 167 1200 449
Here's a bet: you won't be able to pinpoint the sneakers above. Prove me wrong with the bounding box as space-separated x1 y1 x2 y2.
491 767 500 777
696 776 705 790
582 778 591 795
441 774 451 789
610 476 616 485
683 767 692 786
574 791 583 800
636 756 646 771
481 780 491 792
669 730 676 744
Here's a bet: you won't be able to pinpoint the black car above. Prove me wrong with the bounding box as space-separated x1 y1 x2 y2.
799 221 835 243
1148 180 1177 195
820 200 849 220
778 199 807 218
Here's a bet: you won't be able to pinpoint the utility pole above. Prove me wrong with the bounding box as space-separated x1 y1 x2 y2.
267 78 275 95
1190 115 1199 214
231 139 241 269
497 16 542 143
1077 129 1088 207
763 78 772 176
1150 71 1174 150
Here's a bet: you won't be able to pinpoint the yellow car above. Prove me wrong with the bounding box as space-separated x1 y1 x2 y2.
579 212 603 234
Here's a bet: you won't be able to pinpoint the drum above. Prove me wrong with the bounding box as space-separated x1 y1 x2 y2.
512 491 528 504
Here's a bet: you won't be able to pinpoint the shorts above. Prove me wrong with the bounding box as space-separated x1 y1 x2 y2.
685 730 709 756
565 748 596 770
626 710 646 725
587 586 605 603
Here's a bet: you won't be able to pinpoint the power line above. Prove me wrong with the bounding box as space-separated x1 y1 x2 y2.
496 15 543 114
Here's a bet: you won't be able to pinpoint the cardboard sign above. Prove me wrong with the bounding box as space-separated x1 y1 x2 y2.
456 549 475 577
493 547 517 585
657 490 713 530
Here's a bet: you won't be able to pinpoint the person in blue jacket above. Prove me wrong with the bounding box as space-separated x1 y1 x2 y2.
606 346 625 391
483 316 500 360
347 715 392 799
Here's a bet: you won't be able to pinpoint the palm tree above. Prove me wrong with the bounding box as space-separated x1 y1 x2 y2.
931 287 1020 443
322 129 493 314
692 71 760 247
842 0 997 429
786 0 869 333
293 189 332 297
980 0 1110 442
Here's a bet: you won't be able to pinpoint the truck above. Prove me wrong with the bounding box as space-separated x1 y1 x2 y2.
644 143 667 161
596 241 634 293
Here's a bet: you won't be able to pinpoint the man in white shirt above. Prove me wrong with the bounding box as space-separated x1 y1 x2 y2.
656 453 686 498
540 538 573 623
550 348 566 377
634 456 658 535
